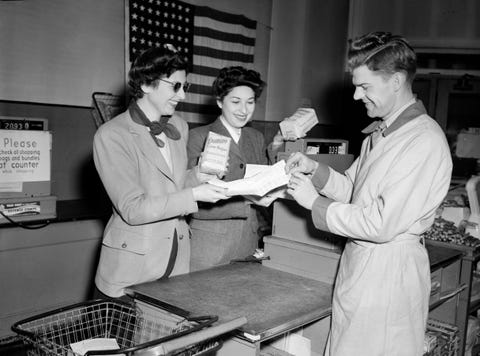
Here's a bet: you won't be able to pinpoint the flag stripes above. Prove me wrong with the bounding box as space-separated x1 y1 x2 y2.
128 0 257 123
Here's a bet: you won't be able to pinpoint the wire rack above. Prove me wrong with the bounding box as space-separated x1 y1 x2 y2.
91 92 126 128
12 300 221 356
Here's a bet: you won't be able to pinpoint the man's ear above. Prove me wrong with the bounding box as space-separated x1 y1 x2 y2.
392 72 407 92
216 99 223 109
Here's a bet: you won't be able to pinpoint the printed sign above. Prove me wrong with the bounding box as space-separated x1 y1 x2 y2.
0 130 51 183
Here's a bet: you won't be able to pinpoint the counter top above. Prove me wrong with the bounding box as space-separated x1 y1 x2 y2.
127 263 333 342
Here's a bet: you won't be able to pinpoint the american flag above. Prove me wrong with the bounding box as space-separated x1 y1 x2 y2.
128 0 257 124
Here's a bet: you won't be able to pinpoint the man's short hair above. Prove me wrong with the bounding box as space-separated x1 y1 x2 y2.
347 32 417 84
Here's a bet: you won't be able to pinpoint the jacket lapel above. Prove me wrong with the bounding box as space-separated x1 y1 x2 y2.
210 118 244 161
127 114 175 183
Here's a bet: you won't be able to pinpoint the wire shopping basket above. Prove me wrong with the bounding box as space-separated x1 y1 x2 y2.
11 299 243 356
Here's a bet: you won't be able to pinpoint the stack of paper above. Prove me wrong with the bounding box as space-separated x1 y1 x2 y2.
209 160 290 197
279 108 318 141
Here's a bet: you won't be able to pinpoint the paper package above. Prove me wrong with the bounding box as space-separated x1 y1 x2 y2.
199 131 231 176
279 108 318 141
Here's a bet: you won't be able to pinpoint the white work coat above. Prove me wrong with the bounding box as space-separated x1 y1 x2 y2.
311 101 452 356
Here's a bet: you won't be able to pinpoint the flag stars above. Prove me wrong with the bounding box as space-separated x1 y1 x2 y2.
148 41 153 46
140 38 145 44
132 2 138 8
132 13 138 19
140 5 145 11
155 21 160 26
131 36 137 43
147 7 153 13
163 22 168 27
169 34 174 39
164 1 169 6
140 16 145 21
164 12 168 17
155 10 160 16
147 30 152 35
147 19 152 24
131 25 138 32
155 31 160 37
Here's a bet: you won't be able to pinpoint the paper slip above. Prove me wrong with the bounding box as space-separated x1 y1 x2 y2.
279 108 318 140
70 338 123 356
199 131 231 176
209 160 290 197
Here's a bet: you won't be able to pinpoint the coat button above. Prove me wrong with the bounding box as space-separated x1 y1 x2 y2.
121 243 127 248
240 163 244 169
179 234 184 240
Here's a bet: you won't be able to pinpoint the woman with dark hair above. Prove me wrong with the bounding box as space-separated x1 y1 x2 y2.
92 45 228 299
187 66 284 272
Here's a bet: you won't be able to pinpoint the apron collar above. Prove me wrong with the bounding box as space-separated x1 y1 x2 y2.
361 100 427 137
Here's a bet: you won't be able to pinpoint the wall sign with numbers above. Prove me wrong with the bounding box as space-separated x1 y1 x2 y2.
0 117 48 131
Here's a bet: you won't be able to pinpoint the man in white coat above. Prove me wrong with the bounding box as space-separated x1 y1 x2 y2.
285 32 452 355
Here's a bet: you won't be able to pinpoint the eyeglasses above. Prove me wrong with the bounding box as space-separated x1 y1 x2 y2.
160 79 191 93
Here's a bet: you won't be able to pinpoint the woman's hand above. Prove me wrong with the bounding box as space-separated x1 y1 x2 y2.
193 165 221 183
287 172 319 210
285 152 318 175
192 183 229 203
271 130 285 147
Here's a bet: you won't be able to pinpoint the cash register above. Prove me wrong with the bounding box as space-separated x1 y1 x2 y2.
263 138 354 284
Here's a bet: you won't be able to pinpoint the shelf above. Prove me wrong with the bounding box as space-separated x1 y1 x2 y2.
430 284 467 312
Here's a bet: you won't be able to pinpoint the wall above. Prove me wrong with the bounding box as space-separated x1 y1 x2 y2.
0 0 273 201
266 0 351 125
0 0 125 107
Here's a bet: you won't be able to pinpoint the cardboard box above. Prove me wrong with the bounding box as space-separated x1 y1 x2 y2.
199 131 231 176
263 235 341 284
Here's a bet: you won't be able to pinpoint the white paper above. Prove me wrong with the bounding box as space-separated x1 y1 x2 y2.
209 160 290 197
70 338 122 356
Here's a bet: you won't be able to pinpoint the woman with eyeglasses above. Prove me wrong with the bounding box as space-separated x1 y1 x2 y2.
92 45 228 299
187 66 285 272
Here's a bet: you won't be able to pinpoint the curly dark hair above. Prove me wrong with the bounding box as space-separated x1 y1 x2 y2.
347 31 417 84
128 45 189 99
212 66 266 101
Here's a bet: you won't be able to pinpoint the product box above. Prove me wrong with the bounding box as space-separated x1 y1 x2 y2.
279 108 318 141
263 235 341 284
199 131 231 176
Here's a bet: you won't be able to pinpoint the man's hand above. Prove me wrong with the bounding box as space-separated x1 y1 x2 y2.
285 152 318 175
287 172 319 210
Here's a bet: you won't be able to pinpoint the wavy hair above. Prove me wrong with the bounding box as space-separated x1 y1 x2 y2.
128 44 189 99
212 66 266 101
347 32 417 84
